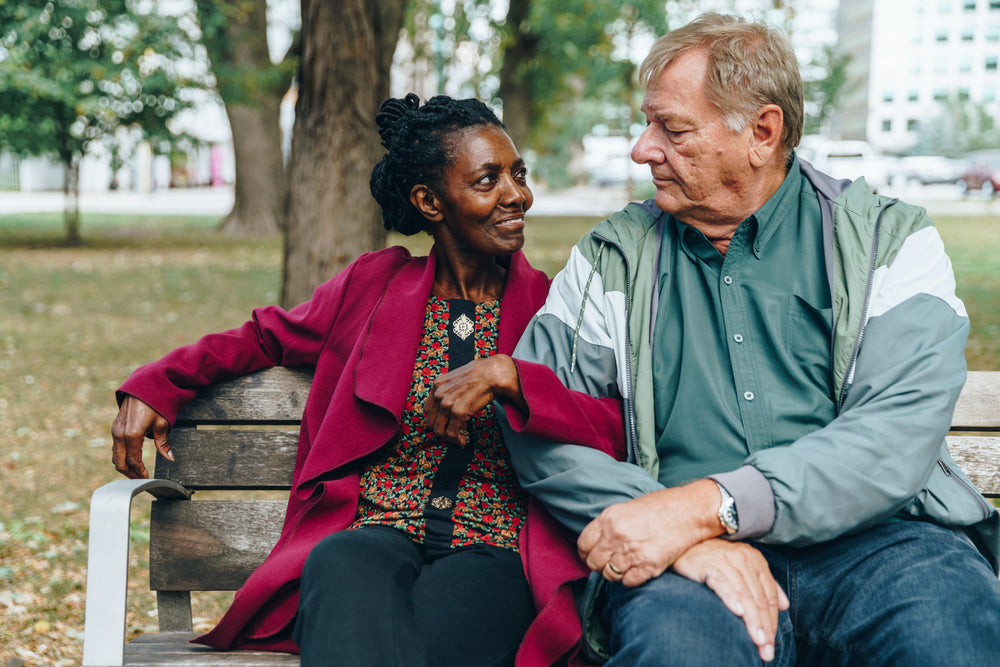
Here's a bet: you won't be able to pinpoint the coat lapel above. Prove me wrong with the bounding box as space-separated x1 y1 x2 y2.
353 250 437 419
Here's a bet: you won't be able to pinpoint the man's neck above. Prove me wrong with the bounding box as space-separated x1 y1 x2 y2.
679 162 790 257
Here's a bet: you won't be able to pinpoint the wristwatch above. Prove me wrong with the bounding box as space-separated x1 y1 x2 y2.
716 482 739 535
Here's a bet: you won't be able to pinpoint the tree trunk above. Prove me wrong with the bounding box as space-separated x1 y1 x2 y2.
63 154 81 245
279 0 407 308
498 0 537 149
196 0 289 236
219 100 286 235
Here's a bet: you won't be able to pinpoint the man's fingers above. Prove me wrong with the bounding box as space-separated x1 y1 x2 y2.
704 566 775 661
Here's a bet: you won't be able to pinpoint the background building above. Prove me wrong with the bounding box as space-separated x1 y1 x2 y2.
839 0 1000 155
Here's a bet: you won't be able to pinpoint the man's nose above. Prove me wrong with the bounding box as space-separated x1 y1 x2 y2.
631 127 660 165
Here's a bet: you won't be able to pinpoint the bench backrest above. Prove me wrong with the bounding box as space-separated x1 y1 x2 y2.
145 367 1000 631
947 371 1000 498
148 366 310 631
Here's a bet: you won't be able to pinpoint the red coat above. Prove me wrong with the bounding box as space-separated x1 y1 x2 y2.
119 246 625 666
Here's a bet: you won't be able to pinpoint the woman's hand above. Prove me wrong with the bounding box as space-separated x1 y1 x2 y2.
111 395 173 479
424 355 525 445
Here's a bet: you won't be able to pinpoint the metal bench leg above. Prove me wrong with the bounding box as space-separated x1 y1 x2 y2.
82 479 190 667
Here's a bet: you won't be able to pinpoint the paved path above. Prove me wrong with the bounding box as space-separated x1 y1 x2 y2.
1 182 997 219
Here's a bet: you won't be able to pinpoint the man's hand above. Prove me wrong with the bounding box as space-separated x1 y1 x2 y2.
673 539 789 663
111 395 173 479
577 479 722 587
424 355 525 446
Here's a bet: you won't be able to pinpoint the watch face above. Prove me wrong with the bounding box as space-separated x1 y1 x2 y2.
719 497 738 534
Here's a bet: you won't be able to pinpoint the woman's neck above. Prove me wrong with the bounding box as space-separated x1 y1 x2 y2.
432 254 507 302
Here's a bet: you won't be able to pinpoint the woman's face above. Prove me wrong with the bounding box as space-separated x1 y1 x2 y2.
429 125 533 258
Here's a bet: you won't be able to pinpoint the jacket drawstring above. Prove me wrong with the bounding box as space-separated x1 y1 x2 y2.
571 242 605 373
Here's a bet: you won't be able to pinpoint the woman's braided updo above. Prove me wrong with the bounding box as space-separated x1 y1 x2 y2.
370 93 504 236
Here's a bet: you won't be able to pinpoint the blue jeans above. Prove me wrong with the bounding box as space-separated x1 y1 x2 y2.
603 521 1000 666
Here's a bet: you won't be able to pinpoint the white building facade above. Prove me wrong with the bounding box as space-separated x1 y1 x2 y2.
842 0 1000 154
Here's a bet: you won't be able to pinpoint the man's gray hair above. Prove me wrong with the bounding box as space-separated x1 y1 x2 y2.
639 12 804 155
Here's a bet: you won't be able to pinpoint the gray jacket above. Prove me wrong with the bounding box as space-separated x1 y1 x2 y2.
503 162 999 659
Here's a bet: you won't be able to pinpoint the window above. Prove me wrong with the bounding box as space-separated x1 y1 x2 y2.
883 90 894 103
962 26 976 41
908 89 920 102
988 56 999 70
936 28 949 42
882 119 893 132
988 24 1000 40
934 88 949 101
985 85 998 101
965 0 978 9
907 118 920 131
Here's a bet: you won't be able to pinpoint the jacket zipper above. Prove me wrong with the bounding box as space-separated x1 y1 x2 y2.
837 199 897 410
937 458 993 519
590 231 641 465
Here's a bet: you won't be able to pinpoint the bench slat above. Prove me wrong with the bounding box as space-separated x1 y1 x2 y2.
155 430 298 490
149 500 285 591
948 435 1000 498
174 366 313 426
952 371 1000 431
125 633 299 664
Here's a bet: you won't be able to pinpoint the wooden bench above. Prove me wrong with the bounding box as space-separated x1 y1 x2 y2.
81 367 1000 666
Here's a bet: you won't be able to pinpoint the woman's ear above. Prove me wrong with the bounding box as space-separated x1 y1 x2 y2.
411 184 445 223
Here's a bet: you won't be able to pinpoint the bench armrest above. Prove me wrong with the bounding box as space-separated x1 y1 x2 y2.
82 479 191 667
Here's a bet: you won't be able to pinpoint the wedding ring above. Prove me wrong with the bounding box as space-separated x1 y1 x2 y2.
607 561 623 575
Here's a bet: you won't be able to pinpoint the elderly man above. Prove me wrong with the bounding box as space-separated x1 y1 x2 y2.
501 12 1000 666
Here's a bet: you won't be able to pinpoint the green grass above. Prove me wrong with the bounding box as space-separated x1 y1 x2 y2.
0 209 998 664
935 215 1000 370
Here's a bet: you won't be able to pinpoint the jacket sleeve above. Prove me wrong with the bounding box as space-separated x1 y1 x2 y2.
506 358 627 462
117 257 360 424
744 224 970 546
502 245 664 535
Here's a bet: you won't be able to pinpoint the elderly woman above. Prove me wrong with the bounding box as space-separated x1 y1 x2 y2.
111 94 625 666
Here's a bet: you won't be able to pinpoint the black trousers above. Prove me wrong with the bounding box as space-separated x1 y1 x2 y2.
293 525 535 667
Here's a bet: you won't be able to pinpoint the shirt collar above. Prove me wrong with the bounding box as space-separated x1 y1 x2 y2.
673 155 801 263
747 155 801 258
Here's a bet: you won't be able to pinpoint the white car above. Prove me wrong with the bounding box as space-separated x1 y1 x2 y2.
798 137 892 193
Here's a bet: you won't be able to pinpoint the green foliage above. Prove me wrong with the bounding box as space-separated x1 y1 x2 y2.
916 100 1000 157
194 0 297 106
803 44 851 136
404 1 669 185
0 1 205 168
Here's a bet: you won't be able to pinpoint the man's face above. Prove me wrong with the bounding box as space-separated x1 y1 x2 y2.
631 48 755 227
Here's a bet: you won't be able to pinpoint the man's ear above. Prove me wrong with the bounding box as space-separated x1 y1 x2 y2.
748 104 784 168
411 184 445 223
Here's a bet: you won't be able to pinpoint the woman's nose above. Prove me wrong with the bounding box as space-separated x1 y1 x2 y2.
500 174 528 205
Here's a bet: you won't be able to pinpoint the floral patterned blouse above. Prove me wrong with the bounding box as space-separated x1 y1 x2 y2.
351 296 528 551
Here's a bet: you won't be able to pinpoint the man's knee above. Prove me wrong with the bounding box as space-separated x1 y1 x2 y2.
603 573 763 667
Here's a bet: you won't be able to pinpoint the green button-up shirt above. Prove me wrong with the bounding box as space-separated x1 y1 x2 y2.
652 158 835 490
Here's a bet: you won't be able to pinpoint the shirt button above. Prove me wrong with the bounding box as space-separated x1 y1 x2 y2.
733 334 744 343
723 276 733 285
743 391 755 401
